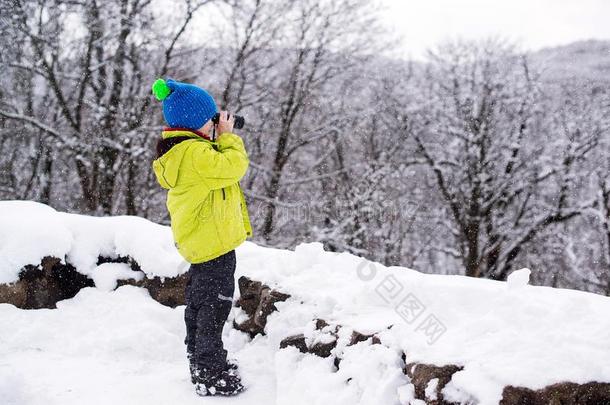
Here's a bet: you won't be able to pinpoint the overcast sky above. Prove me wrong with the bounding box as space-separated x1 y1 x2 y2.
383 0 610 58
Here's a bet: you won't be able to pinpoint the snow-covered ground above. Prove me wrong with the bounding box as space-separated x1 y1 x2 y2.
0 284 279 405
1 201 610 405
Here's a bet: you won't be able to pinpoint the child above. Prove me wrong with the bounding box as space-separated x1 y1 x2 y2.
151 78 252 396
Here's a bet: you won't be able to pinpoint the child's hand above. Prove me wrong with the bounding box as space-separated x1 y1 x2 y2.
216 110 235 135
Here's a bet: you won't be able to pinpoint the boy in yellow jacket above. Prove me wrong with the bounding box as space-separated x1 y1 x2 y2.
151 78 251 396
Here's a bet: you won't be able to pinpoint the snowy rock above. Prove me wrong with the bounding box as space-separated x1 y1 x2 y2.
500 381 610 404
233 276 291 337
0 200 186 285
116 271 190 308
0 201 191 308
349 330 381 346
0 253 187 309
275 341 409 405
283 332 338 360
280 334 309 353
280 318 384 370
404 362 463 404
0 201 72 284
0 256 93 309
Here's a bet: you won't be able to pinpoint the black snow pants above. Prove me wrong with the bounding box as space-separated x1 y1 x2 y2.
184 250 236 372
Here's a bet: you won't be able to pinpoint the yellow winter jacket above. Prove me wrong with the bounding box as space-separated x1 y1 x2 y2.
152 129 252 263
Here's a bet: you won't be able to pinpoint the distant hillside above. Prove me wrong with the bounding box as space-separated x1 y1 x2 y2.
531 39 610 85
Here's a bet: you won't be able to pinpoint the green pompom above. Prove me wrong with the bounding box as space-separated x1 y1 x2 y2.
152 78 171 101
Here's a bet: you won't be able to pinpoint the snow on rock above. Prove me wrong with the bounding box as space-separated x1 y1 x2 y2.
425 378 439 401
275 343 408 405
236 242 610 404
0 201 72 284
233 276 291 337
60 211 186 279
0 200 187 285
90 262 144 292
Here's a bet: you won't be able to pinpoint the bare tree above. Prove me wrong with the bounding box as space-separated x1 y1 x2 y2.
245 0 383 242
0 0 216 214
411 40 599 279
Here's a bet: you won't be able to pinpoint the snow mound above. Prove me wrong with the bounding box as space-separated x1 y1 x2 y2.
506 268 531 289
236 243 610 404
0 200 187 284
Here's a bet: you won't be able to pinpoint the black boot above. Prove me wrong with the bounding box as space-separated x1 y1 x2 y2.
189 359 238 384
193 367 245 397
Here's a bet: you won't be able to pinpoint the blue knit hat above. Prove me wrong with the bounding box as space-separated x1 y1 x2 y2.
151 78 218 130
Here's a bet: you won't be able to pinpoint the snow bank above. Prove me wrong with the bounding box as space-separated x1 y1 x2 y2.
0 285 282 405
235 242 610 404
1 201 609 404
0 201 186 284
0 201 72 284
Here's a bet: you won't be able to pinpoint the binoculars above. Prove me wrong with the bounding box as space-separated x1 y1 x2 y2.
212 112 245 129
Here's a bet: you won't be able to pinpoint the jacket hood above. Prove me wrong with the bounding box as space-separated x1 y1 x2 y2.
152 137 192 189
152 129 210 189
153 146 185 189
